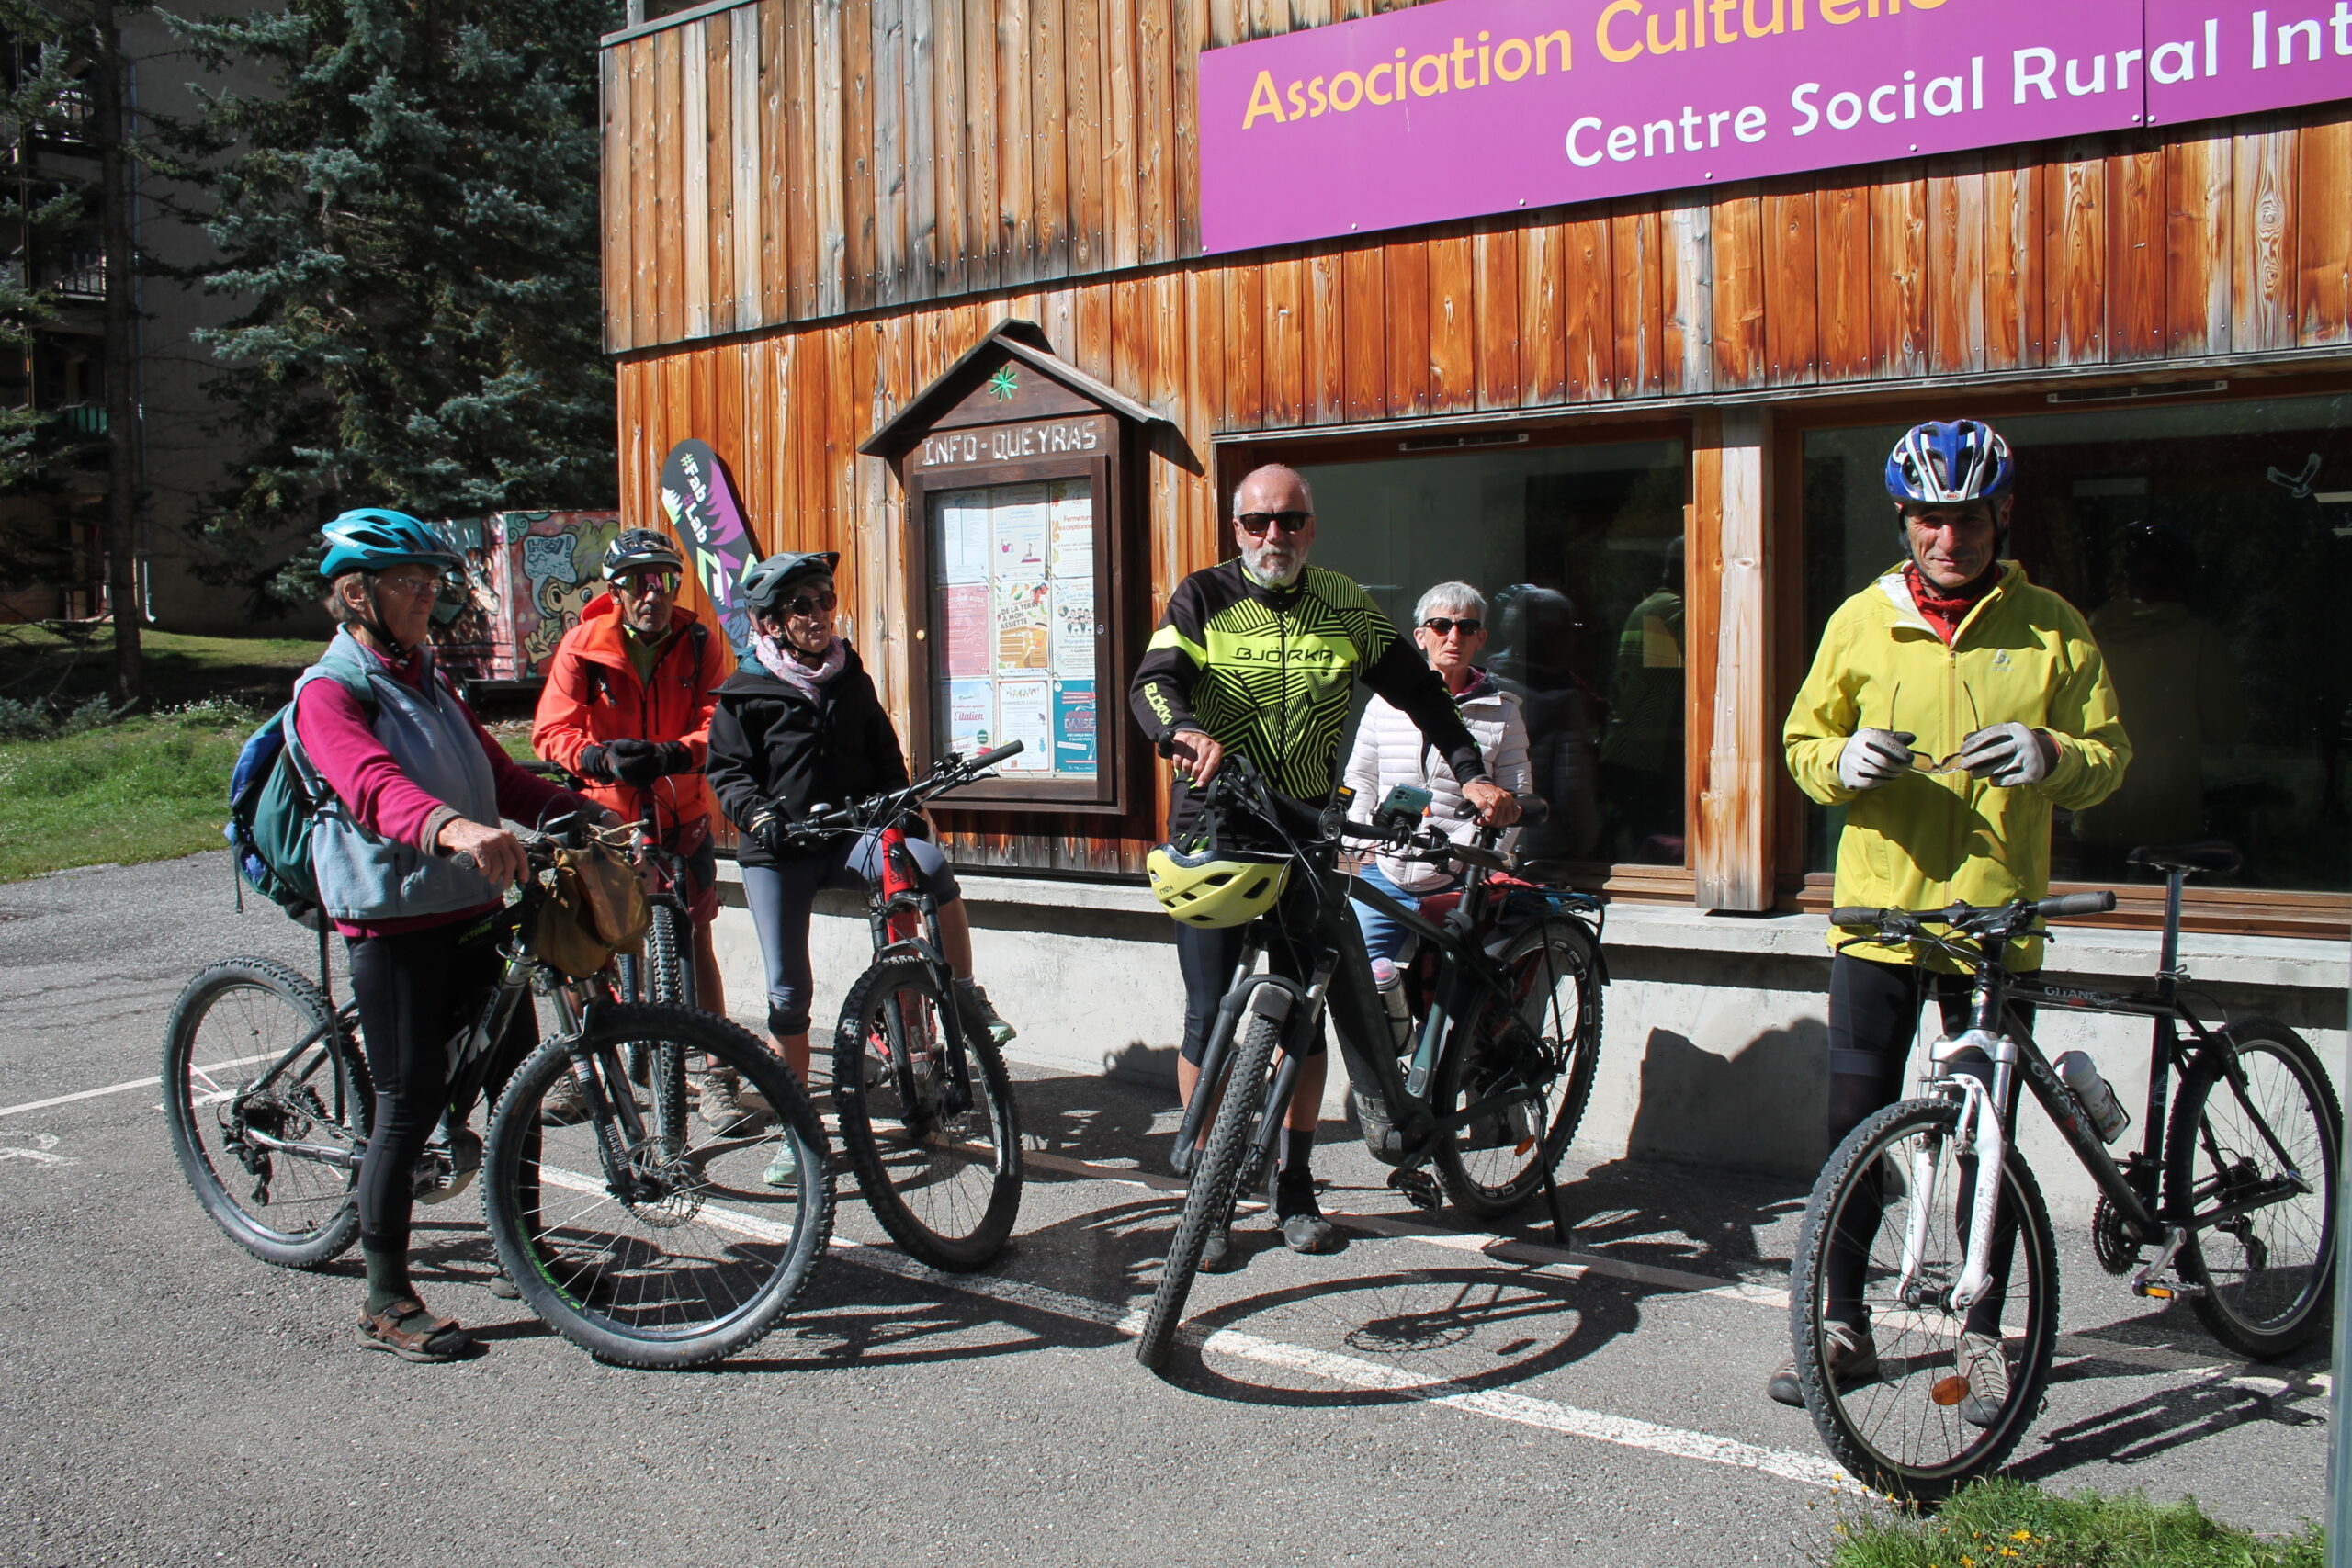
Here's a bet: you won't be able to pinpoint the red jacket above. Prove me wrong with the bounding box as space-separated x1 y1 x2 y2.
531 594 732 829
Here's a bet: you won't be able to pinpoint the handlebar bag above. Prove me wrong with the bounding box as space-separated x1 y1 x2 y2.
531 842 651 978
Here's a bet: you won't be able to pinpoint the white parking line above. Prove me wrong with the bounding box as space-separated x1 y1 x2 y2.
0 1051 288 1120
530 1162 1859 1494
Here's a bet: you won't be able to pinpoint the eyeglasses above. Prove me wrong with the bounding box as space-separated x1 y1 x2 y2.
614 569 679 596
1235 510 1312 537
372 573 442 600
1908 750 1972 775
1421 616 1483 637
785 590 838 618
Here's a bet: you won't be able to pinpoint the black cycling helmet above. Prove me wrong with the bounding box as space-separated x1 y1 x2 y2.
741 550 840 613
602 527 684 581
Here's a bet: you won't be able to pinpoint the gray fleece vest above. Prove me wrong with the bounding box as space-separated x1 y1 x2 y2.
285 629 501 923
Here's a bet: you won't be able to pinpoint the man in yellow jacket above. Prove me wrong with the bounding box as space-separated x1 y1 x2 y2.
1770 418 2130 1421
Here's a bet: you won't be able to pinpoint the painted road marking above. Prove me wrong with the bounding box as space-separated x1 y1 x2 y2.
1 1068 2247 1377
0 1131 73 1165
533 1162 1858 1493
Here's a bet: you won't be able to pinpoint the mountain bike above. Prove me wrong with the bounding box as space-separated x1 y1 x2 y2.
162 818 834 1369
1135 754 1605 1372
774 742 1029 1271
1788 841 2340 1499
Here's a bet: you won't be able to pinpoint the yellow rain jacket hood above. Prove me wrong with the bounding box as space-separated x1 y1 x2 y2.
1784 561 2131 970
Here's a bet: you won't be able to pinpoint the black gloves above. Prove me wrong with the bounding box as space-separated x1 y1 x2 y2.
744 800 784 854
575 744 614 783
603 738 695 789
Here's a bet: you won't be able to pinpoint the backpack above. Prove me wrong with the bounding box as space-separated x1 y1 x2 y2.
224 691 371 920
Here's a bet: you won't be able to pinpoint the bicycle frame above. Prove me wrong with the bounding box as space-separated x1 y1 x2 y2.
859 810 979 1120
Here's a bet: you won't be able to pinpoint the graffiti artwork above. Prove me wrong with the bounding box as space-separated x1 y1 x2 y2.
498 513 624 675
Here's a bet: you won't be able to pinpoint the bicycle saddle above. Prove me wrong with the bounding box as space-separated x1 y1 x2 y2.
2125 840 2242 875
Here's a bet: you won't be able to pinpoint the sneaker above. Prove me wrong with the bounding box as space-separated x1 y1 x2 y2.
1957 1330 2011 1429
955 982 1017 1047
485 1270 522 1301
698 1071 762 1136
1197 1224 1239 1273
539 1071 588 1126
1766 1320 1882 1407
1273 1177 1340 1254
762 1137 800 1188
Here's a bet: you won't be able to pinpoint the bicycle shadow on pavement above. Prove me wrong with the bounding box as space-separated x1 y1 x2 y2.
1011 1066 1171 1171
2009 1362 2329 1479
1544 1156 1809 1288
725 1250 1126 1374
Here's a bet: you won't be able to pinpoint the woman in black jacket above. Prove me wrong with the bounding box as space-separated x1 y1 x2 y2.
706 551 1013 1179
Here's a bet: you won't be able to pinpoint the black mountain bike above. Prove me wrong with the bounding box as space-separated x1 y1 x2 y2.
162 819 834 1369
778 741 1027 1271
1788 841 2341 1498
1136 755 1606 1371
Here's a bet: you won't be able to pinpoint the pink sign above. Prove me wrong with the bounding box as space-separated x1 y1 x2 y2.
2144 1 2352 126
1198 0 2326 255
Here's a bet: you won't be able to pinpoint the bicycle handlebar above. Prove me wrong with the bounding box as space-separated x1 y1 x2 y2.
775 741 1027 845
1832 888 2119 933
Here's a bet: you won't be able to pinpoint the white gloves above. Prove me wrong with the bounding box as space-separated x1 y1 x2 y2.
1958 721 2055 786
1838 728 1915 792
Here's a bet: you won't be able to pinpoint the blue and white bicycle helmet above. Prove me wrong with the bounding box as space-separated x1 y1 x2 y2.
1885 420 2015 506
318 508 464 579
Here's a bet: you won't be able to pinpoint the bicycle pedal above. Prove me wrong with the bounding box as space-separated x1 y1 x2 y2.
2132 1278 2205 1301
1387 1167 1442 1212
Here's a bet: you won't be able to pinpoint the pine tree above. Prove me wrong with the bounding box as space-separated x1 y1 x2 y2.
181 0 620 606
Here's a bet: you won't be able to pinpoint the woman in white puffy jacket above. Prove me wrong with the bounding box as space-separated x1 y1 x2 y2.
1343 581 1532 967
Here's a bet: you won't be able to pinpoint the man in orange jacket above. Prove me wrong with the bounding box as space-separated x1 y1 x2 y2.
533 530 735 1038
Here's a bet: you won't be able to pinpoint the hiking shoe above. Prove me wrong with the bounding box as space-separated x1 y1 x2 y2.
1766 1320 1881 1407
1197 1224 1239 1273
955 982 1017 1047
539 1070 588 1126
697 1072 762 1136
762 1137 800 1189
1279 1211 1339 1254
1957 1330 2011 1429
484 1270 522 1301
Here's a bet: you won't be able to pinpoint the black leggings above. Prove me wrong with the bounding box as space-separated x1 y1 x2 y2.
346 922 535 1251
1175 921 1327 1065
1824 954 2033 1338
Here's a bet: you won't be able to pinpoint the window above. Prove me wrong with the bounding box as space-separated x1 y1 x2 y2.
1297 434 1689 867
1800 393 2352 896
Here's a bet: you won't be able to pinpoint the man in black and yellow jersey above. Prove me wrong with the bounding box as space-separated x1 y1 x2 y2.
1130 462 1517 1263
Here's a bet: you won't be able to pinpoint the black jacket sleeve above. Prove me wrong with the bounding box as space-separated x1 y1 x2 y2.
703 693 769 830
1364 637 1487 785
1129 575 1209 745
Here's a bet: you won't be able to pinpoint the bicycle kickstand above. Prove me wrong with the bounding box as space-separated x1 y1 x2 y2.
1539 1159 1575 1247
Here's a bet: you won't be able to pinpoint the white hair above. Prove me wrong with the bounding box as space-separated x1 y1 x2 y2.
1413 581 1486 626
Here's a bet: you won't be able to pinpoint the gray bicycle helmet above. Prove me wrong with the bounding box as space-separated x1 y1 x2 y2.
741 550 840 612
601 527 684 581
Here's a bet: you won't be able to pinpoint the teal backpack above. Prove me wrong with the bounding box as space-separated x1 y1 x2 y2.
224 689 371 920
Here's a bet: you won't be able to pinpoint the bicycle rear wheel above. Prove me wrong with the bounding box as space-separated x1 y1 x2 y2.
161 958 369 1269
833 955 1023 1270
1136 986 1285 1372
1432 918 1602 1221
1788 1099 2059 1502
2168 1019 2341 1358
481 1002 832 1369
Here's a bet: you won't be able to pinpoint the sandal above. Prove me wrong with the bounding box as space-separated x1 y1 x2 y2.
356 1297 473 1362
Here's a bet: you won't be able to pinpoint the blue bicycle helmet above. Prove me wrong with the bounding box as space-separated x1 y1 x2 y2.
1885 420 2016 506
318 508 464 579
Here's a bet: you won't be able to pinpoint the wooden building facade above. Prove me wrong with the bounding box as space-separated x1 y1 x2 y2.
601 0 2352 938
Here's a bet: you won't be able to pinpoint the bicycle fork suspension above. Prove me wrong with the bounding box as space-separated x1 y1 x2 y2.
1896 1030 2016 1314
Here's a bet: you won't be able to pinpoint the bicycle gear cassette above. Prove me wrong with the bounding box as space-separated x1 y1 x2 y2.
2091 1193 2143 1275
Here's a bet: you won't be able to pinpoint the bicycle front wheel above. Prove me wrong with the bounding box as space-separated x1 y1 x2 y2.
481 1002 833 1369
161 958 369 1269
833 955 1023 1271
1788 1098 2059 1502
2168 1019 2341 1358
1136 986 1285 1372
1433 918 1602 1220
639 902 693 1147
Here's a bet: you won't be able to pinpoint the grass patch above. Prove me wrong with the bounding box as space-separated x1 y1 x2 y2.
1831 1479 2323 1568
0 625 318 717
0 705 258 883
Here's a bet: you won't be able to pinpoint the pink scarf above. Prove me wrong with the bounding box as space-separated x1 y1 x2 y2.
752 631 846 695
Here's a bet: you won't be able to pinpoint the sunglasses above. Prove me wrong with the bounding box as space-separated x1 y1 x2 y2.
1235 510 1312 537
1422 616 1483 637
372 573 443 600
614 570 680 596
784 589 839 618
1907 750 1972 775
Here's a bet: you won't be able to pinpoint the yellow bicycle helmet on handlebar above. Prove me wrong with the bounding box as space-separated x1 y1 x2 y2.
1146 835 1289 928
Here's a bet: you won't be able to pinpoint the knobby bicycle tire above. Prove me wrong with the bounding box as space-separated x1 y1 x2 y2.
641 902 693 1148
1136 993 1284 1372
1789 1098 2060 1503
481 1002 833 1369
162 957 370 1269
2166 1018 2341 1359
1432 918 1603 1221
833 954 1023 1271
